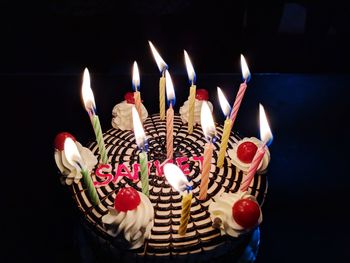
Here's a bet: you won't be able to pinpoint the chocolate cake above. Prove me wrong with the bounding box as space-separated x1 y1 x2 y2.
58 113 268 262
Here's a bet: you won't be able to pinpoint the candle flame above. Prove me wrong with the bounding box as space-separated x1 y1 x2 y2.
201 101 216 140
82 68 96 112
132 61 140 91
149 41 168 73
259 104 273 146
165 70 176 106
164 163 189 193
132 106 147 149
217 87 231 118
241 54 251 82
64 137 83 170
184 50 196 84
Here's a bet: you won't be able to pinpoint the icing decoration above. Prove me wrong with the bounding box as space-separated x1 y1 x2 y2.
237 141 258 164
232 199 260 229
102 191 154 249
208 191 262 237
54 132 76 151
114 187 141 212
111 101 148 130
94 164 114 187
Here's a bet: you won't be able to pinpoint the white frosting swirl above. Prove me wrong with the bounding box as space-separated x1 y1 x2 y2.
101 192 154 249
209 191 262 237
111 101 148 130
54 141 97 185
228 137 270 173
179 99 213 125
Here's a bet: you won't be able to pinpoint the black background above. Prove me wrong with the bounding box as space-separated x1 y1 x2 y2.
3 1 350 262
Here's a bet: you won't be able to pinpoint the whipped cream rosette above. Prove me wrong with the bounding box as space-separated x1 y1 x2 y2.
179 89 213 125
209 191 262 238
102 187 154 249
112 92 148 130
54 132 97 185
228 137 270 174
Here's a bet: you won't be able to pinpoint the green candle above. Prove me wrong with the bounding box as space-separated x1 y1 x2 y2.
64 138 100 206
82 68 108 164
132 106 150 196
81 168 100 205
139 151 149 196
92 115 108 164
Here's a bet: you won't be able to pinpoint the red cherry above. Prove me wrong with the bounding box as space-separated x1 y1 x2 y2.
54 132 76 151
232 199 260 229
196 89 209 101
124 92 135 104
114 187 141 212
237 141 258 163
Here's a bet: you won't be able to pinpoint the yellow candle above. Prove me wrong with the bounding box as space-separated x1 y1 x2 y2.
132 61 142 120
178 192 192 235
184 51 197 134
163 164 192 236
166 103 174 159
217 118 232 168
199 142 214 200
159 74 166 120
188 84 196 134
134 91 142 119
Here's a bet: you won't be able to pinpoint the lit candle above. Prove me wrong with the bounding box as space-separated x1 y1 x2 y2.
132 61 142 119
164 163 192 236
199 101 216 200
149 41 168 120
82 68 108 164
240 104 273 192
165 70 175 160
64 137 100 205
230 54 251 127
184 50 196 134
217 87 233 168
132 106 149 196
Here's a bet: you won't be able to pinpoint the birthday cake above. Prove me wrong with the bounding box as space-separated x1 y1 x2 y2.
54 91 270 263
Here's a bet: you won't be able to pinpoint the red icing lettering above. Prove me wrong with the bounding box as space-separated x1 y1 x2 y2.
153 159 173 177
113 163 134 182
176 157 190 175
192 156 204 171
94 164 113 187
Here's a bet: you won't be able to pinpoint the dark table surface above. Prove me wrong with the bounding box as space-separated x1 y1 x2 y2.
4 72 349 262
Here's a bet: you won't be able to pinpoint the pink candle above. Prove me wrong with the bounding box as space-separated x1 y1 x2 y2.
199 101 216 200
199 142 214 200
230 54 250 127
240 143 266 192
240 104 273 192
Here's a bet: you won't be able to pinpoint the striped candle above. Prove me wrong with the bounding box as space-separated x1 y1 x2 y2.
184 50 197 134
166 103 174 159
178 192 192 235
149 41 168 121
82 68 108 164
139 151 149 196
230 55 250 127
81 168 100 205
132 61 142 119
64 138 100 206
92 115 108 164
240 143 266 192
217 118 232 168
240 104 273 192
230 81 247 127
199 142 214 200
159 74 166 120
